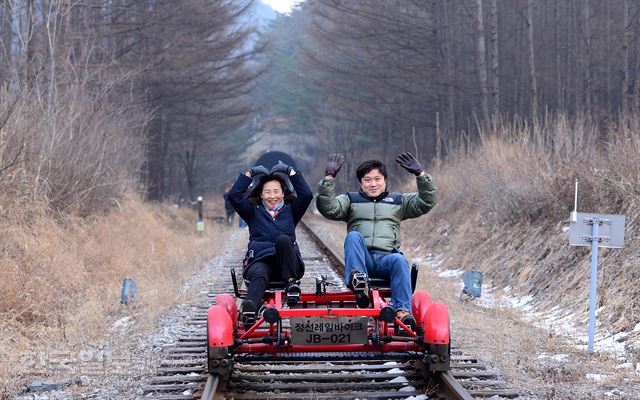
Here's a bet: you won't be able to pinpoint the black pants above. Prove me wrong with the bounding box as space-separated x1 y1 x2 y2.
244 235 303 306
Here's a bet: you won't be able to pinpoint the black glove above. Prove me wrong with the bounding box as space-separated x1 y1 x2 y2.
324 154 344 178
395 152 423 176
248 165 269 177
271 161 293 175
245 166 270 203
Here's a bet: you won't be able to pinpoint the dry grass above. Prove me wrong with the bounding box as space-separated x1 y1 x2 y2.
431 114 640 224
397 113 640 397
0 71 147 215
407 250 640 398
0 194 224 395
405 113 640 326
0 28 226 397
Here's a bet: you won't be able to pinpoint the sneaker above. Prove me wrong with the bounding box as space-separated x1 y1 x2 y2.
240 300 257 329
349 270 370 308
396 310 416 333
285 281 301 307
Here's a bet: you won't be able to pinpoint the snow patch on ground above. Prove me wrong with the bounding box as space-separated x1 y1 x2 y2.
420 253 640 374
437 268 464 278
604 389 627 397
109 316 134 333
403 395 427 400
537 353 569 363
586 373 607 382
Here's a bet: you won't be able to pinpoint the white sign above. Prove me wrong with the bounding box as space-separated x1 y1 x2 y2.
569 212 625 248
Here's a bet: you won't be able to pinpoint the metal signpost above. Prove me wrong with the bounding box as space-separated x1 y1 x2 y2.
568 180 625 353
196 196 205 233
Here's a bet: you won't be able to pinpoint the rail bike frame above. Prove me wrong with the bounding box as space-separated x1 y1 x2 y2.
207 290 450 377
206 273 451 379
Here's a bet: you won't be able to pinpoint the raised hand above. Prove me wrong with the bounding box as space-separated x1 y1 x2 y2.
324 153 345 178
395 152 423 176
271 161 293 176
248 165 270 177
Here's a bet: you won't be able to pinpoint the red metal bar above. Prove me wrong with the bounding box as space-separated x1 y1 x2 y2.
394 318 417 338
269 322 276 336
295 290 392 305
372 291 384 309
239 317 266 340
256 289 392 309
239 329 274 338
278 308 383 317
274 292 283 310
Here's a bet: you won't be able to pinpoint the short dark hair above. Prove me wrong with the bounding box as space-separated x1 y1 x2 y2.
356 160 387 181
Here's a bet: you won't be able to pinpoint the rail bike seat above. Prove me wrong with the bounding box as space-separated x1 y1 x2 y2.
367 263 419 293
262 280 288 290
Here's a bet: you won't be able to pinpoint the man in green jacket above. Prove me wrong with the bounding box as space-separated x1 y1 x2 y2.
316 152 437 329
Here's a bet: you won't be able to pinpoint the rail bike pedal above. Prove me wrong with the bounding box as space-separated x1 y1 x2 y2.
349 270 370 308
285 281 301 306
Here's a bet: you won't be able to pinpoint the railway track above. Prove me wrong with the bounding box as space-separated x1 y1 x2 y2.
139 220 521 399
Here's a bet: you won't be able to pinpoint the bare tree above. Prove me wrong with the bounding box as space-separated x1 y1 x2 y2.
253 0 640 170
440 1 456 137
98 0 260 200
622 0 631 112
489 0 499 115
583 0 592 115
0 0 14 85
23 0 36 87
526 0 538 118
0 0 260 210
555 1 563 111
474 0 490 123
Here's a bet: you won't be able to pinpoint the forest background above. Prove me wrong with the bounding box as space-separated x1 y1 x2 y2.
1 0 640 395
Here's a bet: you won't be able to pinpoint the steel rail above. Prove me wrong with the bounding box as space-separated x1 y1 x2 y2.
142 220 517 399
199 375 219 400
300 218 478 400
435 371 475 400
299 218 345 275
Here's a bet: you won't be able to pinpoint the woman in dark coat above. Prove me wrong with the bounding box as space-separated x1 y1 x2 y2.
228 162 313 327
